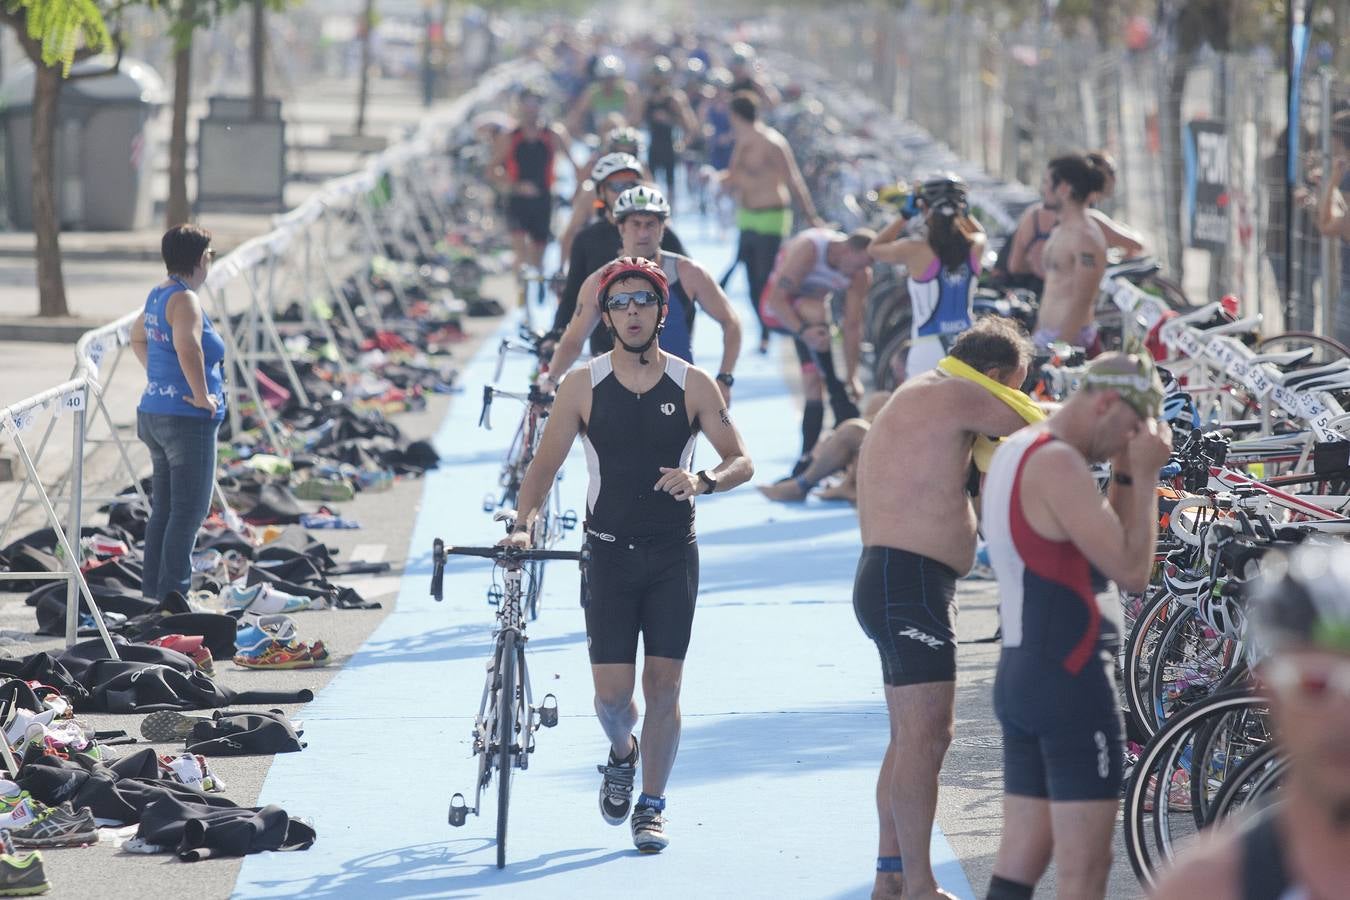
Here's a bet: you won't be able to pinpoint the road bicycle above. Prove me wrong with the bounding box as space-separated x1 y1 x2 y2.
478 382 577 618
430 534 586 869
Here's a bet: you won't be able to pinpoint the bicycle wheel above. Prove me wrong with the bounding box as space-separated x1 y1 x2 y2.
1256 332 1350 366
1136 270 1195 311
1123 688 1268 887
1121 587 1176 739
873 329 912 393
1204 740 1284 827
495 629 517 869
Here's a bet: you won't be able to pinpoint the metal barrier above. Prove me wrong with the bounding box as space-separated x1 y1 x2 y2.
0 60 538 650
0 379 120 658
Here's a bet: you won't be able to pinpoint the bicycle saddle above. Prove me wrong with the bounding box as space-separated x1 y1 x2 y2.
1245 348 1313 367
1281 358 1350 388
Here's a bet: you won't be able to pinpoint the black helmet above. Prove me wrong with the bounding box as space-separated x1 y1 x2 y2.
919 173 969 211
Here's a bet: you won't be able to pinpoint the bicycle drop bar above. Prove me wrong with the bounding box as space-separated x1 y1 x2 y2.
442 544 584 562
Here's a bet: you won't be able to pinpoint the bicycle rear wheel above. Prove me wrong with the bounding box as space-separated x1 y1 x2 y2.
495 629 517 869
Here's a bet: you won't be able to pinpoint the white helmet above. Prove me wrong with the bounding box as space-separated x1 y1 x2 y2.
597 55 625 78
613 185 671 222
591 152 643 185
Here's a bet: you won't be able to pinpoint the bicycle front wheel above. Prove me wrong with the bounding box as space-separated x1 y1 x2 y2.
1256 331 1350 366
495 629 517 869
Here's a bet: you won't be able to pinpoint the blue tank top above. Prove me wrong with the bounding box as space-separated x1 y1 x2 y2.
137 279 227 421
656 253 696 363
910 250 979 340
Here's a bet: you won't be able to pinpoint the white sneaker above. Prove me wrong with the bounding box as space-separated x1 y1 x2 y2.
3 709 56 746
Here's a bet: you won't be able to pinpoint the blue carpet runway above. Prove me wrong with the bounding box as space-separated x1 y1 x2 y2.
233 211 976 898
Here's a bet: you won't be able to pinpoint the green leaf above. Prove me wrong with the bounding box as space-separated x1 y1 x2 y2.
2 0 111 74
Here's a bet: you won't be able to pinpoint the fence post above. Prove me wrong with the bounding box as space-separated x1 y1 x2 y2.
1319 68 1338 340
64 386 86 647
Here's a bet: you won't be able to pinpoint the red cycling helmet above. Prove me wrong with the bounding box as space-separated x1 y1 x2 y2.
597 256 669 304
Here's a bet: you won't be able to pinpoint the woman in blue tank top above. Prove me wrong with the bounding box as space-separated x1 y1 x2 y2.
129 224 225 602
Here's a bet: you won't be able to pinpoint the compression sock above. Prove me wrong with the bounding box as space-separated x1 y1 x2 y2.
636 792 666 811
801 400 825 458
986 874 1034 900
876 856 903 873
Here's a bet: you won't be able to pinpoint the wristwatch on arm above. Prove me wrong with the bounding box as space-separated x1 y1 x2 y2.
696 470 718 495
715 373 735 388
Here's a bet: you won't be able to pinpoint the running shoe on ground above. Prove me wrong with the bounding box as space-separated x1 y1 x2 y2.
5 804 96 849
221 583 310 615
139 710 211 743
0 831 48 897
233 638 330 670
596 736 638 825
159 753 226 792
631 802 669 853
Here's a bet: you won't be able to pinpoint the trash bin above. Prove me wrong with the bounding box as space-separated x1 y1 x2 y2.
0 55 166 230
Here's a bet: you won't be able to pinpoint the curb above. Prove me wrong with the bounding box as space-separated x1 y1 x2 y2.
0 318 107 344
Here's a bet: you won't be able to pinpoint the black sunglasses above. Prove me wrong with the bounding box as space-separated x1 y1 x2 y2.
604 290 661 311
604 179 640 193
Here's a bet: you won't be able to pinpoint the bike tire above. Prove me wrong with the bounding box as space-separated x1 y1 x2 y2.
1122 587 1174 739
1123 688 1267 887
1205 740 1283 827
495 628 517 869
873 328 912 393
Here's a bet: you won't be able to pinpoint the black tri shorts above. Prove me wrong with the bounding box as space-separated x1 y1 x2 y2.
583 532 699 664
851 545 958 687
506 194 553 245
993 636 1125 801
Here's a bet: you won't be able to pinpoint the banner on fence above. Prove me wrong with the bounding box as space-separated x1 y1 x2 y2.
1186 120 1229 253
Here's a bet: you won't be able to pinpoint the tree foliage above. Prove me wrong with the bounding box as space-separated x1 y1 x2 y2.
0 0 111 73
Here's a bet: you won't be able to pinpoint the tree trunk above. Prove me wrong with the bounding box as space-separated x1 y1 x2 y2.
250 0 266 120
355 0 375 136
166 34 193 227
32 63 68 318
1160 50 1192 281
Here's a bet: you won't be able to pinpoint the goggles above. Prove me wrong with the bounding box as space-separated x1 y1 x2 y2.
1262 657 1350 703
604 290 662 311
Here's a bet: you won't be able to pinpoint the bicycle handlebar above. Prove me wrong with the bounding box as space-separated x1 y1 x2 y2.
429 538 585 602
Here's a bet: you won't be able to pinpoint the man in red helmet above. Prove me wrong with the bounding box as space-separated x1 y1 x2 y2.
501 256 754 854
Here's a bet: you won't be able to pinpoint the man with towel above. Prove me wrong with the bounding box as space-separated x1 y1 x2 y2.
851 315 1040 900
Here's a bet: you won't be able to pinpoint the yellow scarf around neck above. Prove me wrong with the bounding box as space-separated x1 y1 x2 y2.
937 355 1046 472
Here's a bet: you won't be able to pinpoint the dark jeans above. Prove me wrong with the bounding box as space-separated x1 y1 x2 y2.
137 410 219 601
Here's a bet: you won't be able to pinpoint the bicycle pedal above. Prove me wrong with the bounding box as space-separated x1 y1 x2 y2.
561 510 578 531
448 793 469 826
487 585 503 606
538 693 559 728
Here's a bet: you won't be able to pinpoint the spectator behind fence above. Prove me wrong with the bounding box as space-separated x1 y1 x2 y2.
1315 110 1350 346
129 225 225 603
1264 126 1322 325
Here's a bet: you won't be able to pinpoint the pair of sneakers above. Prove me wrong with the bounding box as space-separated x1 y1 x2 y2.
596 736 667 853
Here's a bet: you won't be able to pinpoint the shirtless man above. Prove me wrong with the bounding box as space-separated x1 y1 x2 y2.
1030 153 1111 355
852 316 1037 900
543 185 741 397
722 92 825 351
760 228 873 466
1002 152 1145 295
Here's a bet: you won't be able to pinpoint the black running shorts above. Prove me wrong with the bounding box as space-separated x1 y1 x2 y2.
583 534 699 664
993 636 1125 801
507 194 553 245
852 545 958 687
